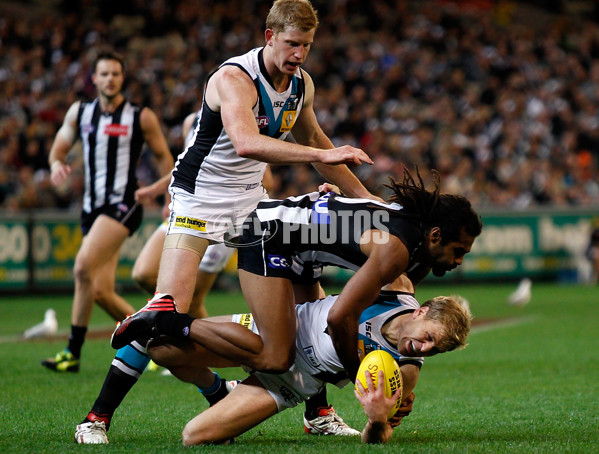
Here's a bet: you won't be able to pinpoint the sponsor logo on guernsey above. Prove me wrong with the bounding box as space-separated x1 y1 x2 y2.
303 345 322 368
311 193 331 224
239 314 253 330
279 111 297 132
104 124 129 136
267 254 290 269
256 116 269 128
174 216 207 231
279 386 295 402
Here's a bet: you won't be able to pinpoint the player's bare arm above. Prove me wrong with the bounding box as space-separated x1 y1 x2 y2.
48 101 80 187
327 232 408 379
140 107 174 178
134 107 174 204
210 65 372 167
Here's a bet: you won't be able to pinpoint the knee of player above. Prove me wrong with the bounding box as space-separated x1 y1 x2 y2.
73 260 93 283
131 267 156 293
93 286 114 306
181 424 218 446
257 348 295 373
146 337 179 368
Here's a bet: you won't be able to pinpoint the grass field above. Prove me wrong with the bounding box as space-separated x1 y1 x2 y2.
1 281 598 453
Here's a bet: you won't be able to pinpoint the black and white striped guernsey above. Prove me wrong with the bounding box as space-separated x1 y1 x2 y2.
171 47 306 192
238 192 424 276
77 98 144 213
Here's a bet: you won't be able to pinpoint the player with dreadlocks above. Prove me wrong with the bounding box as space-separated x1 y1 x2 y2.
112 168 482 392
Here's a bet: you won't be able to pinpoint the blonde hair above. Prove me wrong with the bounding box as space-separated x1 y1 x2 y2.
421 295 472 352
266 0 319 34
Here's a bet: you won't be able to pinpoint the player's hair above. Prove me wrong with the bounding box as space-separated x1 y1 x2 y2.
422 295 472 352
266 0 319 33
92 50 125 74
385 168 482 244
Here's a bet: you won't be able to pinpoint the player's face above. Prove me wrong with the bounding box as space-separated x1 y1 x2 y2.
396 310 445 358
426 227 475 277
92 59 124 100
266 27 315 76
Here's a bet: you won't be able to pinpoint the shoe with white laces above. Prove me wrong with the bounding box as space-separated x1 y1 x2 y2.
74 421 109 444
303 405 361 436
111 293 177 349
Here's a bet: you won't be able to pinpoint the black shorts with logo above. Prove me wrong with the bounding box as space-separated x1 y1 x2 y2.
236 211 321 285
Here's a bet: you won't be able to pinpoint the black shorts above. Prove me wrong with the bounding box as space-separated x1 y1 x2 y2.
236 212 322 285
81 202 143 237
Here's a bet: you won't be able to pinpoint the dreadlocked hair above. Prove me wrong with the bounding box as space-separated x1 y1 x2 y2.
385 168 482 244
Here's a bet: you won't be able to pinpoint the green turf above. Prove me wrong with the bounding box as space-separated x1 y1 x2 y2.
0 282 598 453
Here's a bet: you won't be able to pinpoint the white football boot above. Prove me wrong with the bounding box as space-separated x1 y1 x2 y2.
303 406 361 436
74 421 109 444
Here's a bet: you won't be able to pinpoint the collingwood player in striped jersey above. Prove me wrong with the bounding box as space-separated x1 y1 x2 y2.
144 274 472 445
43 50 174 373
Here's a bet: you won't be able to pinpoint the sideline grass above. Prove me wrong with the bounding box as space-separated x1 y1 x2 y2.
0 282 598 453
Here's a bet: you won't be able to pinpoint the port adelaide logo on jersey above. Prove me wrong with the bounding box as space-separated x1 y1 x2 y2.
174 216 207 232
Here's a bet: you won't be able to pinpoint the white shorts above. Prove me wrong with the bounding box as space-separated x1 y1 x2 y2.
158 223 236 273
167 185 268 244
231 314 327 412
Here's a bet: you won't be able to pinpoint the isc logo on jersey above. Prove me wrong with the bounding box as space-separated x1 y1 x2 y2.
267 254 290 269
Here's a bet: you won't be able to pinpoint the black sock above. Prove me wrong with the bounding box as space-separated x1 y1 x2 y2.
68 325 87 359
304 387 329 419
156 312 195 338
201 378 230 407
84 365 139 429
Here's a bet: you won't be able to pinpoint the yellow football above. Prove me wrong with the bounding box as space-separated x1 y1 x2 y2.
354 350 403 419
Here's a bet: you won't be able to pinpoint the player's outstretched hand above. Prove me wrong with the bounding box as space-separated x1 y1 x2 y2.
50 162 72 187
355 370 401 424
389 391 415 428
321 146 374 166
318 182 340 194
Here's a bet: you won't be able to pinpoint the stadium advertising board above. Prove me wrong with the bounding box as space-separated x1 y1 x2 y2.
0 213 161 291
460 211 598 281
0 210 597 290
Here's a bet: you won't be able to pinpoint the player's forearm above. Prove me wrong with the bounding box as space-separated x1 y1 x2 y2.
234 134 320 164
361 420 393 443
48 134 72 167
327 317 361 379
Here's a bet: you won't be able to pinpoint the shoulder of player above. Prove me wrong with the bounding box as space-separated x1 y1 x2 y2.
138 106 161 127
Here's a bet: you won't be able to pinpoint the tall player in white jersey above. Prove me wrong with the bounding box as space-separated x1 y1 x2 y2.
144 274 472 445
74 0 377 444
43 50 173 373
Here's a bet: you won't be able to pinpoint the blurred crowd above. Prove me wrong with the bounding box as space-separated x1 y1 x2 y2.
1 0 599 213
